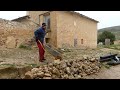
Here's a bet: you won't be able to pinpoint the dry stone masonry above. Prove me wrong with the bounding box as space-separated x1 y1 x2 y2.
0 18 38 48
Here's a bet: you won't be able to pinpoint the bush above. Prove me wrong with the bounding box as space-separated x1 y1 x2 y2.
98 31 116 45
19 44 32 50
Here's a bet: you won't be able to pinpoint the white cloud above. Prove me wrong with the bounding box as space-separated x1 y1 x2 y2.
0 11 26 20
76 11 120 29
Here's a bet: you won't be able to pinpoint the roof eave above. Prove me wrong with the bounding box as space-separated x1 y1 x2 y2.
69 11 99 23
12 15 30 21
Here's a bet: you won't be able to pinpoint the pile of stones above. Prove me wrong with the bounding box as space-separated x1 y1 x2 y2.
25 57 101 79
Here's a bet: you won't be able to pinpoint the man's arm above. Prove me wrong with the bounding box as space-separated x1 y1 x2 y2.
34 30 38 39
45 30 51 34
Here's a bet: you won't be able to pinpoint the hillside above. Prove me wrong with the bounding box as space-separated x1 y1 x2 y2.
98 26 120 40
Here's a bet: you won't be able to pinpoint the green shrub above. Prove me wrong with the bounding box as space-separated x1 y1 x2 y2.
98 31 116 45
19 44 32 50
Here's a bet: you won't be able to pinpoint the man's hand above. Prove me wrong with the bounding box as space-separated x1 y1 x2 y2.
45 31 48 34
45 30 50 34
36 38 38 42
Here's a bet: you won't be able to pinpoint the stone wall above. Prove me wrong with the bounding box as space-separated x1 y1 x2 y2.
0 18 38 48
56 11 97 49
28 11 58 48
114 40 120 45
27 11 98 49
27 11 49 24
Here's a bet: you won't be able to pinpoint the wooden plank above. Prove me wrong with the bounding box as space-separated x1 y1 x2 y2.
45 44 62 60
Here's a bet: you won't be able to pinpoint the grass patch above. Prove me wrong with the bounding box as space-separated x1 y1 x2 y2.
19 44 32 50
63 49 71 52
100 63 111 69
27 64 39 68
0 64 16 67
104 45 120 50
104 64 111 69
98 44 120 50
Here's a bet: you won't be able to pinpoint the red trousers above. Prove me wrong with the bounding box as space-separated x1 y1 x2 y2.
36 40 45 61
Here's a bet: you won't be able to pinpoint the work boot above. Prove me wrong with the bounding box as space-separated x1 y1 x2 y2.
39 59 44 62
42 58 46 60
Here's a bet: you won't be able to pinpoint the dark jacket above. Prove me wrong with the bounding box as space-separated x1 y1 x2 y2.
34 27 46 44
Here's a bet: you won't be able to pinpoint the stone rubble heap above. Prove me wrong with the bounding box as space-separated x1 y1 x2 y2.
24 57 101 79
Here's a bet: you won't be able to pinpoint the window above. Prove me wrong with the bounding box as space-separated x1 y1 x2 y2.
81 39 83 44
44 14 50 30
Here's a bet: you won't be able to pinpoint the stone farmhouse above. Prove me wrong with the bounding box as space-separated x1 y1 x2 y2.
26 11 98 48
0 11 98 49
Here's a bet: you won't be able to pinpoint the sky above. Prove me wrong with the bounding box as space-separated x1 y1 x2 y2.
0 11 120 29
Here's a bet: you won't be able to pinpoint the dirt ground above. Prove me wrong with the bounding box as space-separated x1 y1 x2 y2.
0 47 120 79
0 47 55 67
85 65 120 79
62 48 120 79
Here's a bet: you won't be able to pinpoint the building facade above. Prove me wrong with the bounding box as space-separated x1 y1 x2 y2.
27 11 98 49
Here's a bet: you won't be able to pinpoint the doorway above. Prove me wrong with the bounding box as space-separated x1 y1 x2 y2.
74 39 77 47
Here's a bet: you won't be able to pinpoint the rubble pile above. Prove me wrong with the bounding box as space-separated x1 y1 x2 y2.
24 57 101 79
0 18 38 48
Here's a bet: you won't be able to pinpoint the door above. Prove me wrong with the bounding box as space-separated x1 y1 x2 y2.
74 39 77 47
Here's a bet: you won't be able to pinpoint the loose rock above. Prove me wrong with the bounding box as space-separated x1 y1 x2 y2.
44 73 51 77
24 57 101 79
24 71 33 79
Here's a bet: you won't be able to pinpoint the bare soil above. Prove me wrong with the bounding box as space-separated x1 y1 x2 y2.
0 47 55 67
0 47 120 79
62 48 120 79
84 65 120 79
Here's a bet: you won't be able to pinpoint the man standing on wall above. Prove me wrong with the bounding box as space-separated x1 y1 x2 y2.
34 23 47 62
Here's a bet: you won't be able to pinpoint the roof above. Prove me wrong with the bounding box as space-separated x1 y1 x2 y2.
12 15 30 21
69 11 99 23
38 11 99 23
12 11 99 23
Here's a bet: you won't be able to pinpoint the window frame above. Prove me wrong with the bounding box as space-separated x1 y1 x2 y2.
43 13 51 30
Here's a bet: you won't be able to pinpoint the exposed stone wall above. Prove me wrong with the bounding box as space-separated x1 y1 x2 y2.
114 40 120 45
0 18 38 48
28 11 58 48
48 11 57 47
56 11 97 49
26 11 98 49
13 18 39 31
27 11 49 24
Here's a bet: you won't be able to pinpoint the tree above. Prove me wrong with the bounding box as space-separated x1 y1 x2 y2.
98 31 116 45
